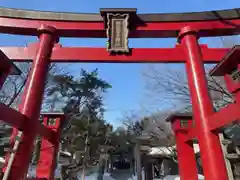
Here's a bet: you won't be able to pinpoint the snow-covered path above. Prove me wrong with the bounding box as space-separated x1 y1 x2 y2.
27 166 205 180
111 169 132 180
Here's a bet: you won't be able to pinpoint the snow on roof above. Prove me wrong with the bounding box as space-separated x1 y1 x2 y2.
60 150 71 157
0 157 5 168
149 144 200 156
149 146 175 156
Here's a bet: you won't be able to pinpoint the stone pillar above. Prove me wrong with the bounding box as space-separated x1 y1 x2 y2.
135 143 142 180
143 156 153 180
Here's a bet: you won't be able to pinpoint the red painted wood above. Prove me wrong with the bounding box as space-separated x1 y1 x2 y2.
0 8 239 180
0 72 8 90
170 118 198 179
0 103 26 130
208 103 240 131
0 50 11 70
186 128 196 142
170 117 196 142
0 50 11 88
179 26 228 180
0 103 55 141
0 17 240 37
5 26 57 180
0 44 229 63
175 132 198 180
36 116 62 180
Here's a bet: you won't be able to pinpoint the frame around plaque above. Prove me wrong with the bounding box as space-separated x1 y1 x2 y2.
106 13 130 53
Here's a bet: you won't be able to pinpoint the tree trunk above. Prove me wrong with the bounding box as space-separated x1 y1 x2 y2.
135 143 142 180
97 155 105 180
81 114 90 180
81 166 85 180
68 152 77 180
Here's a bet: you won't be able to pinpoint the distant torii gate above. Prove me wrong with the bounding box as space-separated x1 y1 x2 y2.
0 7 240 180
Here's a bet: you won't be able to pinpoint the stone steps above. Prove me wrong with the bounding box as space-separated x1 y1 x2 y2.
219 133 240 179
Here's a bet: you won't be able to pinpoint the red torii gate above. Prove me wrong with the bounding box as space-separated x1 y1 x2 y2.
0 7 240 180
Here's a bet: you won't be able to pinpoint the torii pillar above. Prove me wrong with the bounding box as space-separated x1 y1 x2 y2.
178 26 228 180
2 25 58 180
166 113 198 180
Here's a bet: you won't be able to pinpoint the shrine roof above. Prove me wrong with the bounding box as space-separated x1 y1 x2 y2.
165 112 193 122
210 45 240 76
41 112 65 116
0 50 21 75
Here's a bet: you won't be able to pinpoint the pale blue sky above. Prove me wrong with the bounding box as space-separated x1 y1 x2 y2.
0 0 239 126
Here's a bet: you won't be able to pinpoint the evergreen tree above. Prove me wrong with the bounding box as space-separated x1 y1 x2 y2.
46 68 112 179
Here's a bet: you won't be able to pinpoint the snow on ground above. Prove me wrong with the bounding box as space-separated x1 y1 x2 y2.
149 144 200 156
129 171 204 180
76 173 116 180
103 173 117 180
27 165 205 180
27 167 117 180
130 176 204 180
163 175 204 180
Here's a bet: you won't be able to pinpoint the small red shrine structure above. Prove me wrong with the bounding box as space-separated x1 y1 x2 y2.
0 7 240 180
210 45 240 99
166 113 198 180
36 112 65 180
